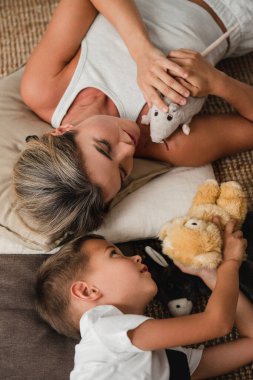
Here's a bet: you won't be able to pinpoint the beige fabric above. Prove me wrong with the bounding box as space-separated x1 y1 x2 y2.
0 69 53 250
0 68 170 250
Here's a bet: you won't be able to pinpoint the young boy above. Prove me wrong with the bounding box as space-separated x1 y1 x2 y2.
35 220 253 379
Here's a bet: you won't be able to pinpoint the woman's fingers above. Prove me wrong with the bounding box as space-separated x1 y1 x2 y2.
174 77 197 93
168 48 201 59
143 73 190 108
152 67 190 97
144 82 187 109
160 57 188 78
143 86 168 111
150 77 187 104
136 47 201 110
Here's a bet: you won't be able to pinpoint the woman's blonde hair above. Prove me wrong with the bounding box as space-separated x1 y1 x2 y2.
35 234 105 339
13 132 108 243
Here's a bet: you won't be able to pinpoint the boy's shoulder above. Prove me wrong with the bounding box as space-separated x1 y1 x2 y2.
79 305 151 343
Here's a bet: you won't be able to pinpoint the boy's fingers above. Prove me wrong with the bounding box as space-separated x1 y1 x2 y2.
212 216 222 230
225 219 237 234
233 230 244 238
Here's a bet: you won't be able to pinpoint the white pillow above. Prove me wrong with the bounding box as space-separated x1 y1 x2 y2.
1 164 214 253
97 164 215 243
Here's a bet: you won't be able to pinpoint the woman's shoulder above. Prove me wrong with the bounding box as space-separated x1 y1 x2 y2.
20 49 81 123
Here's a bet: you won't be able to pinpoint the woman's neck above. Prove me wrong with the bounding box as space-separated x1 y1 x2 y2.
62 88 119 126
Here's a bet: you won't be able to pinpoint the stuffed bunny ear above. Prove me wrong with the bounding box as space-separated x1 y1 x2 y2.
145 246 168 267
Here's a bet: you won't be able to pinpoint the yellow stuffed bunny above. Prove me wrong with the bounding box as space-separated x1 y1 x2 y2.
159 180 247 269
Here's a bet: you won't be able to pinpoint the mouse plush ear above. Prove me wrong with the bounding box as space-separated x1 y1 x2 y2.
169 103 180 112
164 97 172 106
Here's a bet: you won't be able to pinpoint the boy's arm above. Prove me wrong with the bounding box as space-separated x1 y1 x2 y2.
129 221 246 351
200 269 253 339
128 260 239 350
190 264 253 379
192 338 253 380
182 221 253 379
191 273 253 379
199 219 253 340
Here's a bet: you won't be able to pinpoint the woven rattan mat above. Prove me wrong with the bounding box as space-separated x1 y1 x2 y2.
1 1 253 379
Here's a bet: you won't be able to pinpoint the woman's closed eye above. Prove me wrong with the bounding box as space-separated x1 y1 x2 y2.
93 137 127 188
94 138 112 158
98 139 128 185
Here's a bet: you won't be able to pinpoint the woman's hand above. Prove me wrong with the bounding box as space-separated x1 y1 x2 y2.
167 49 225 97
134 44 191 111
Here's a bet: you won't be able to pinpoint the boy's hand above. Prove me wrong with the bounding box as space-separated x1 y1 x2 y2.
167 49 225 97
222 219 247 265
175 261 217 290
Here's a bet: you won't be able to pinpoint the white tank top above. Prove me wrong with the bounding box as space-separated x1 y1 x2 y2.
51 0 238 128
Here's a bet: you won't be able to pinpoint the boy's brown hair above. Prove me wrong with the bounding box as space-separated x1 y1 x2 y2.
35 234 105 339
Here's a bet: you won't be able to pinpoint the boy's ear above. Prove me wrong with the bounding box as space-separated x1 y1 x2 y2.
71 281 102 302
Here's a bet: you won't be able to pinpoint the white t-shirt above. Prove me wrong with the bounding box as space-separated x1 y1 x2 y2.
70 305 203 380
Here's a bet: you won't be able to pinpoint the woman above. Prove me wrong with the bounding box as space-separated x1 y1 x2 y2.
14 0 253 242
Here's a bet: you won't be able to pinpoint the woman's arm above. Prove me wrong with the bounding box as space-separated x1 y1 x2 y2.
136 52 253 166
168 49 253 121
21 0 98 116
90 1 190 109
22 0 190 116
136 112 253 166
212 73 253 122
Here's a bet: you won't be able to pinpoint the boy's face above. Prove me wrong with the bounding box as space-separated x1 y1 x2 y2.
83 239 158 314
